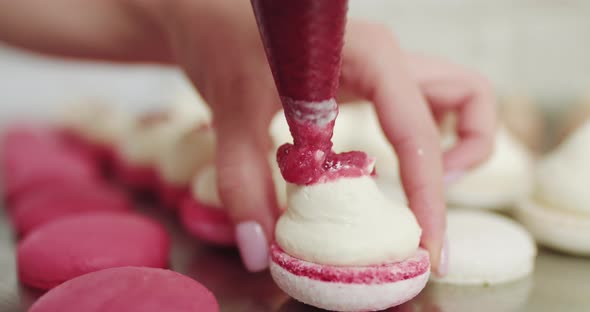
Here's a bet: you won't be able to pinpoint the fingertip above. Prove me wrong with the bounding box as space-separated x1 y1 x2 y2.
235 220 270 272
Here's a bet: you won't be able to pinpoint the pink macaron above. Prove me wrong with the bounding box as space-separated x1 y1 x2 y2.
158 180 189 209
18 212 169 290
11 183 131 236
179 197 234 246
3 150 99 204
28 266 219 312
112 152 159 193
60 128 116 173
270 243 430 311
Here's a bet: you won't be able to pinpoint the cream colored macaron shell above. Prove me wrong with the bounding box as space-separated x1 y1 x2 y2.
432 210 536 285
516 121 590 255
446 127 533 210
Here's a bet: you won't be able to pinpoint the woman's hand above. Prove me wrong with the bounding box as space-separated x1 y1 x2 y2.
0 0 496 275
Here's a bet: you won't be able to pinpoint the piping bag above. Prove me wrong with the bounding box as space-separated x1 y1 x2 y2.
251 0 373 185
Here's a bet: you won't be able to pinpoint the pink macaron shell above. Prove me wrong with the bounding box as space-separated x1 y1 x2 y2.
60 130 116 171
270 243 430 311
11 186 132 236
18 212 170 290
113 153 159 193
3 153 99 204
7 181 126 213
179 197 235 246
158 181 189 210
28 266 219 312
1 124 62 149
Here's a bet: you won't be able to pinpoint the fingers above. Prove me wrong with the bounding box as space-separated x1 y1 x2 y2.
213 81 280 272
407 54 497 174
342 22 447 275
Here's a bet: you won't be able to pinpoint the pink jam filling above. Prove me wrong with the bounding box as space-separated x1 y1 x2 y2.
271 243 430 285
252 0 373 185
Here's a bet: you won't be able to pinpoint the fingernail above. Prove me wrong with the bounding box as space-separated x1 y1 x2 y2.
437 236 449 277
236 221 269 272
444 170 464 187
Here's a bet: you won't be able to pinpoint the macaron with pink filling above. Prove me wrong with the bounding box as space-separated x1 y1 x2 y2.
28 266 218 312
179 165 234 246
11 183 131 236
271 175 430 311
18 212 169 290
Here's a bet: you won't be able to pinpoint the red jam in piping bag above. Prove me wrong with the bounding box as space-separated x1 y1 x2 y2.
251 0 373 185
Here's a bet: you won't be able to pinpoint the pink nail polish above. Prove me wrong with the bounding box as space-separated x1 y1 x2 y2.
437 237 449 277
236 221 269 272
444 170 464 187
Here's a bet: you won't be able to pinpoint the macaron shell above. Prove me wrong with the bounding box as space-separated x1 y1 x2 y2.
179 197 234 246
515 199 590 256
7 181 124 212
3 151 98 203
11 187 131 236
28 266 219 312
18 213 170 290
157 181 188 210
113 154 158 192
432 210 536 285
270 245 430 312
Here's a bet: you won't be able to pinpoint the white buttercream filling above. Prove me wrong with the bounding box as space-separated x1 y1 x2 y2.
276 176 421 266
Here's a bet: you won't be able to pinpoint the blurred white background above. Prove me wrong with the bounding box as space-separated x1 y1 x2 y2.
0 0 589 123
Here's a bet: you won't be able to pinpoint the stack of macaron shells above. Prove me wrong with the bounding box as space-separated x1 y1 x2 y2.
1 119 220 311
1 125 167 285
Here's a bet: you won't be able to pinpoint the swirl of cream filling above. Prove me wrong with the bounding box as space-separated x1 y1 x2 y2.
158 127 215 185
275 175 421 266
535 121 590 216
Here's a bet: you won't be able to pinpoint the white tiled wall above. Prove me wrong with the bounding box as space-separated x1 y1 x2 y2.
0 0 589 121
